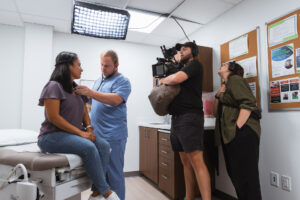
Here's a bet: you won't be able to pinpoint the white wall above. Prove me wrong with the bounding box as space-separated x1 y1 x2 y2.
0 22 162 172
0 24 24 129
190 0 300 199
52 32 162 172
21 23 53 131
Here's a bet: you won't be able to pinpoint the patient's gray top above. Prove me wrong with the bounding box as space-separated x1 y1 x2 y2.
38 81 88 139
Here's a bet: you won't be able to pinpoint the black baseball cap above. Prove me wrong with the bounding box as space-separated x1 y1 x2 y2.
175 41 198 56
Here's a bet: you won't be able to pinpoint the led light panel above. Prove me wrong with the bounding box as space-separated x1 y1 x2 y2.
72 1 130 40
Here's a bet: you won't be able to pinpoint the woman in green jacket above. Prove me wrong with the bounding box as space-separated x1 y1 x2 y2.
213 61 262 200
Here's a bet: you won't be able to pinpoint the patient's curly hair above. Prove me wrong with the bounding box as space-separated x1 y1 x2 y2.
50 51 78 93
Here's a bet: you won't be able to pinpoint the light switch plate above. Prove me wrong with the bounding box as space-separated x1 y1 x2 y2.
270 171 279 187
281 175 292 192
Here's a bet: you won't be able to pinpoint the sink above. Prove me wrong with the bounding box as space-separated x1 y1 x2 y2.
139 118 215 131
147 123 171 130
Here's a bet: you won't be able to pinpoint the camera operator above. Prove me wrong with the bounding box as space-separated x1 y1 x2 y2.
159 42 211 200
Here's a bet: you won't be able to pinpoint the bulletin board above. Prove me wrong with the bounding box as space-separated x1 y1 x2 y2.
220 27 261 108
266 9 300 110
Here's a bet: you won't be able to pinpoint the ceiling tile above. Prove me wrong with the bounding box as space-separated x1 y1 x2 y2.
221 0 243 4
15 0 73 20
0 0 245 46
88 0 130 9
172 0 234 24
127 0 183 14
151 18 201 40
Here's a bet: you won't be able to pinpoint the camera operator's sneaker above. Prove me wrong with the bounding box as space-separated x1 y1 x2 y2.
88 194 105 200
105 191 120 200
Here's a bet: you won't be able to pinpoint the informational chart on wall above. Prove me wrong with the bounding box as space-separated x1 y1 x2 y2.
267 9 300 110
229 35 249 59
220 28 261 108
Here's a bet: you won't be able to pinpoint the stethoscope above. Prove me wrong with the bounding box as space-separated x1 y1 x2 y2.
96 67 118 91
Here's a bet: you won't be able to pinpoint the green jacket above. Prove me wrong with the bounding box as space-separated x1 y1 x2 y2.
215 75 261 146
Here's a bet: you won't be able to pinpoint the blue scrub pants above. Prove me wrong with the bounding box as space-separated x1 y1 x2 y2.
107 139 127 200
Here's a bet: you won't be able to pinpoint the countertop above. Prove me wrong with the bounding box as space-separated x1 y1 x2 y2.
138 117 216 131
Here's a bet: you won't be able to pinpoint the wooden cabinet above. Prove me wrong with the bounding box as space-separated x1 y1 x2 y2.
158 131 185 199
197 46 213 92
139 126 217 200
139 127 158 184
139 127 186 199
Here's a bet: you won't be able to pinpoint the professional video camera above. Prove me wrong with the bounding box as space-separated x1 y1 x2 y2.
152 43 182 78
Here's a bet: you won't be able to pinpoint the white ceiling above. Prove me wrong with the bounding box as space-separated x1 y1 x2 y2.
0 0 243 46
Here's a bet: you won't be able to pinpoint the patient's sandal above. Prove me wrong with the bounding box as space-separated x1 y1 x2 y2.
88 194 105 200
105 191 120 200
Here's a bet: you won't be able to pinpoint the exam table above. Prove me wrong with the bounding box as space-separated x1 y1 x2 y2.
0 129 92 200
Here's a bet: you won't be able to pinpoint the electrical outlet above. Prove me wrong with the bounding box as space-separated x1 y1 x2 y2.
281 175 292 191
270 171 279 187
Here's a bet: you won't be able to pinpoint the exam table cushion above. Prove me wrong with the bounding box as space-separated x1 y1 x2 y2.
0 148 69 171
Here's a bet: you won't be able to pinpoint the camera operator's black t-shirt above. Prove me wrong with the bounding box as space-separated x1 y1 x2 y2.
168 60 203 115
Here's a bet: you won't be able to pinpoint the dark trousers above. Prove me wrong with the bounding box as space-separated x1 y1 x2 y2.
221 125 262 200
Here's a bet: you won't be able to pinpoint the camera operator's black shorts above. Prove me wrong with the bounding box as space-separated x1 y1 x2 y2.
170 113 204 153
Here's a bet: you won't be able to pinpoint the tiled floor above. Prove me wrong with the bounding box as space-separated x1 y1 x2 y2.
81 176 221 200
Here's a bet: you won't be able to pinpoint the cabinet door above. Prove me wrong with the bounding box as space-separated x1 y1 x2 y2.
159 155 174 197
197 46 213 92
147 127 158 184
143 128 151 179
139 127 147 174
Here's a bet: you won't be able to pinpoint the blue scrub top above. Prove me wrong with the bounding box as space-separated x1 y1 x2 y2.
91 73 131 141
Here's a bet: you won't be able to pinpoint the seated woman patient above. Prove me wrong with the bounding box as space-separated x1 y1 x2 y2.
38 51 119 200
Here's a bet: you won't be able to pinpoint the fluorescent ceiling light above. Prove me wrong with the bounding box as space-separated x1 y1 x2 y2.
128 9 165 33
72 1 130 40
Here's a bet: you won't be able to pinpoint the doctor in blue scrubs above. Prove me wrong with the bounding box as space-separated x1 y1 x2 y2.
75 50 131 200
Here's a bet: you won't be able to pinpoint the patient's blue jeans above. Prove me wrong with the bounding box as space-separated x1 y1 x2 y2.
38 131 111 195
